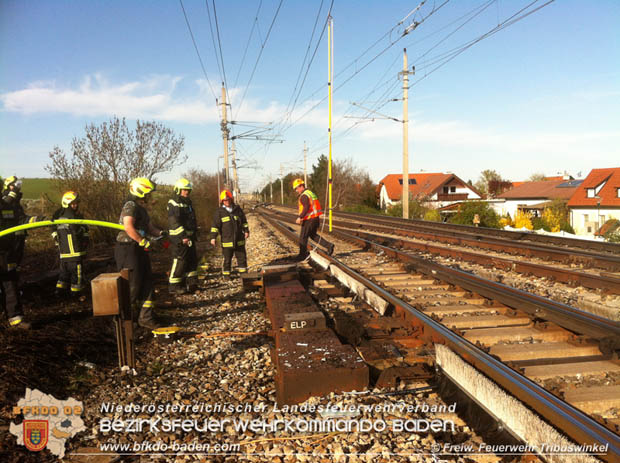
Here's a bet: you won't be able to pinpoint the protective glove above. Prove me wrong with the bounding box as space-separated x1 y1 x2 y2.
139 238 152 251
159 230 169 239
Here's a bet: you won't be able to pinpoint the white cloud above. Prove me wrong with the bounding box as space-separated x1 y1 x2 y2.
0 74 224 124
0 74 336 132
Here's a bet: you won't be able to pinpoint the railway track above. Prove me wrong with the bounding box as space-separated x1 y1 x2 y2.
334 208 620 256
256 208 620 463
265 205 620 297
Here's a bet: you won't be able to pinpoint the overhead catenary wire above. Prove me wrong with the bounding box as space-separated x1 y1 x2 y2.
320 0 496 150
277 0 450 138
209 0 230 100
234 0 285 120
275 0 334 136
410 0 555 88
178 0 218 102
307 0 554 160
233 0 264 89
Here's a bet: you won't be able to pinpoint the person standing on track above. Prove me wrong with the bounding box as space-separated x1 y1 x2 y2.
0 176 46 329
51 191 89 296
292 178 334 261
210 190 249 277
167 178 199 294
114 178 167 329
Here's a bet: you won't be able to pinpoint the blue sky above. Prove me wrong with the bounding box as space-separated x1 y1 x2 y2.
1 0 618 192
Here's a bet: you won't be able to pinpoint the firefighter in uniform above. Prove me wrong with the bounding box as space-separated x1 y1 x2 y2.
167 178 199 294
1 176 45 328
51 191 89 296
210 190 249 277
293 178 334 261
114 178 166 329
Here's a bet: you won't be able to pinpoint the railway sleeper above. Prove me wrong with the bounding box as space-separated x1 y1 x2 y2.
262 265 368 406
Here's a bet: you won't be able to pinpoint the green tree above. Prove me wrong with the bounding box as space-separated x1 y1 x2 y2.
448 201 500 228
386 198 431 219
424 209 442 222
474 169 503 198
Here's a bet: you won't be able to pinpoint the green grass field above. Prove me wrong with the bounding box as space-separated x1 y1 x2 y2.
13 178 61 202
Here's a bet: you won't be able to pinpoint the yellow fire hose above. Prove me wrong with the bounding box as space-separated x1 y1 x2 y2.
0 219 124 238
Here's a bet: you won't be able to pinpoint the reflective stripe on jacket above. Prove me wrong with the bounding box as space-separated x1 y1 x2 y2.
298 189 323 221
209 205 249 249
52 207 89 260
167 196 197 242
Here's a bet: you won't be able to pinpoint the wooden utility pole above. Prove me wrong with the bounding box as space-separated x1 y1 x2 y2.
400 49 414 220
304 141 308 186
220 85 230 189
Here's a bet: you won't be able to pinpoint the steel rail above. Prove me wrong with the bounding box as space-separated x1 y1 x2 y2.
268 207 620 271
258 210 620 462
265 208 620 295
334 208 620 255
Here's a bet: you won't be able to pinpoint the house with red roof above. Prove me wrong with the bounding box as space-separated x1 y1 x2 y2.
567 167 620 236
494 177 581 219
377 173 482 209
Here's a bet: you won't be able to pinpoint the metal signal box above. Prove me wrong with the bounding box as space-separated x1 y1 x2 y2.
91 273 123 316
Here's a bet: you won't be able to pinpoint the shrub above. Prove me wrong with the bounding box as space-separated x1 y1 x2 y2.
386 199 431 219
448 201 500 228
531 217 550 232
514 210 533 230
46 117 186 241
424 209 441 222
499 214 513 228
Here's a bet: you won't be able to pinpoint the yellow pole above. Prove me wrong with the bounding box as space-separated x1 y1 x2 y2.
328 15 333 232
402 48 409 219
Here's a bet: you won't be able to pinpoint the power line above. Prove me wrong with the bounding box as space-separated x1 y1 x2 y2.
211 0 229 92
410 0 555 87
234 0 285 120
276 0 333 135
233 0 263 89
281 1 449 136
309 0 555 158
178 0 218 102
205 0 222 84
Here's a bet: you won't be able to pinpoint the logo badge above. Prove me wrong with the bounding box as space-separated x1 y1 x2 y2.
23 420 48 451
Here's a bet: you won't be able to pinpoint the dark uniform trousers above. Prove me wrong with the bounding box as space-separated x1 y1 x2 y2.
169 242 198 289
0 269 21 320
114 242 154 322
222 245 247 275
299 217 333 258
57 260 84 293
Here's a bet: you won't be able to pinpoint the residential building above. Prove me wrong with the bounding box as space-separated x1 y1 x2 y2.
377 173 482 210
567 167 620 236
494 177 581 218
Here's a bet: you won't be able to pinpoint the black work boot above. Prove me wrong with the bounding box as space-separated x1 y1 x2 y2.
137 307 161 330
